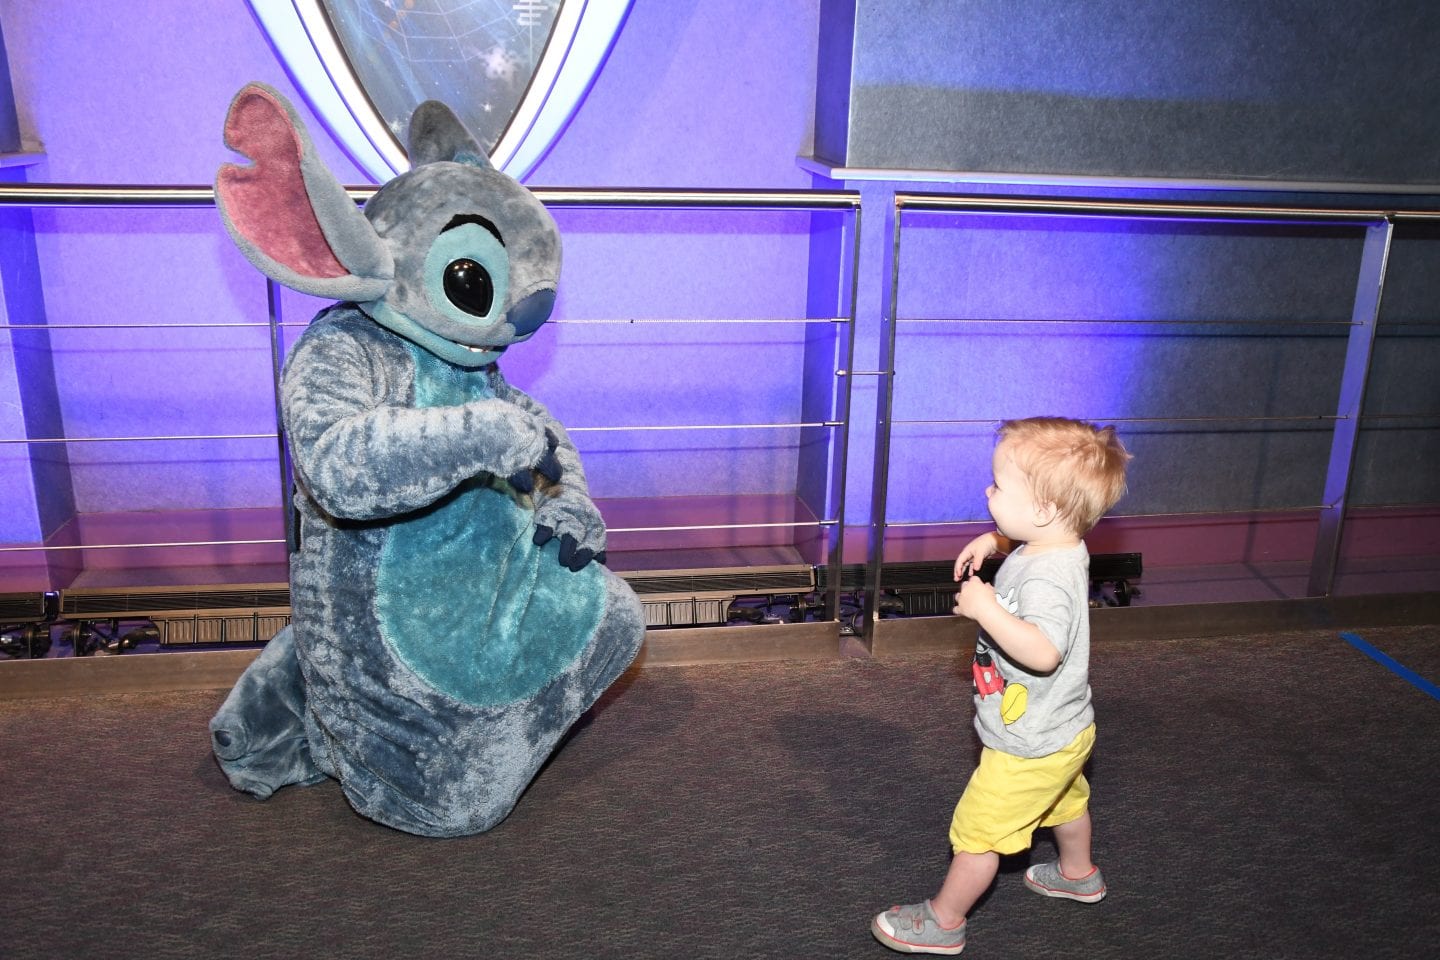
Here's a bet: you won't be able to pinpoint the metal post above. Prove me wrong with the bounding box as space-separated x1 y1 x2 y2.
1307 219 1393 596
824 204 863 622
861 192 902 644
266 279 297 555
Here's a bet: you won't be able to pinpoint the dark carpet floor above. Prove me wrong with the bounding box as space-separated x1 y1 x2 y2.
3 625 1438 959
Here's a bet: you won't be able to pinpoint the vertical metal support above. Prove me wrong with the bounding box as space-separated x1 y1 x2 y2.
801 199 862 626
824 204 863 622
860 193 903 643
1307 218 1393 597
265 279 298 555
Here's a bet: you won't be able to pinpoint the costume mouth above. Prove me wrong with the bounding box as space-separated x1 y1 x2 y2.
465 344 505 355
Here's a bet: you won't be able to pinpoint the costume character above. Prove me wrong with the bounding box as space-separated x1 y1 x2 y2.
206 83 646 837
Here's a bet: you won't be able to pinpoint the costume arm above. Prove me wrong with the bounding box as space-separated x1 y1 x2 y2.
488 369 588 497
489 367 608 569
283 325 551 520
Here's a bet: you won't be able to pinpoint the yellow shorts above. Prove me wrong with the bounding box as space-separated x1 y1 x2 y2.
949 724 1096 855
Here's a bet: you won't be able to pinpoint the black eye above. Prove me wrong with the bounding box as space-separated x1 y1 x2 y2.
443 258 494 317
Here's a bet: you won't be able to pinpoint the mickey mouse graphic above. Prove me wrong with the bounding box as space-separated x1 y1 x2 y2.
973 640 1007 697
961 562 1028 723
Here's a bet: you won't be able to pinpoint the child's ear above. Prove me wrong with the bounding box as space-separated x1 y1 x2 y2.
1033 500 1060 527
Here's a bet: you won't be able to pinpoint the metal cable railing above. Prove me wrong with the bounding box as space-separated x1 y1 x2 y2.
0 184 861 617
860 192 1440 636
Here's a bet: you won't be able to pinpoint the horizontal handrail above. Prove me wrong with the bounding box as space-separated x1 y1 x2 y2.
0 317 847 331
532 187 861 209
889 415 1342 427
0 517 840 553
0 538 286 553
552 316 849 325
884 504 1332 528
608 519 838 534
15 184 1439 219
894 193 1437 222
0 185 218 206
894 316 1358 327
0 183 862 210
0 321 311 331
0 434 276 445
568 421 843 433
1 420 844 446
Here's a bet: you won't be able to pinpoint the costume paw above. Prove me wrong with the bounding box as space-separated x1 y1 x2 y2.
507 468 536 494
506 428 562 493
535 428 563 484
532 487 607 570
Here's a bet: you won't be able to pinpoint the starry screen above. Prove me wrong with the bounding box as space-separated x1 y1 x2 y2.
321 0 561 155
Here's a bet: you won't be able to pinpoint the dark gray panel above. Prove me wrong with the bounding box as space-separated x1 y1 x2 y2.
821 0 1440 187
892 326 1347 422
895 216 1365 323
1350 223 1440 506
1351 426 1440 506
880 213 1363 518
1117 423 1332 515
1363 328 1440 418
882 420 1334 522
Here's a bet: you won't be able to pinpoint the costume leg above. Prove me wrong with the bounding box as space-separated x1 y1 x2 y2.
209 625 327 799
574 568 647 707
338 569 645 837
463 569 643 827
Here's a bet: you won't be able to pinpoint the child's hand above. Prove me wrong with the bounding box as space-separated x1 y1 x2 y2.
953 532 1000 581
952 575 996 620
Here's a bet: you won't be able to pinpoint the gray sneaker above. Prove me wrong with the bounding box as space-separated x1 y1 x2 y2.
871 900 967 955
1023 862 1107 903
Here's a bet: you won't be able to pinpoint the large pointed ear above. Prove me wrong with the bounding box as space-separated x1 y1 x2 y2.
406 100 494 169
215 83 393 300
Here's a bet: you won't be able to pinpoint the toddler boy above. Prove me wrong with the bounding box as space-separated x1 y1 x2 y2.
872 416 1131 955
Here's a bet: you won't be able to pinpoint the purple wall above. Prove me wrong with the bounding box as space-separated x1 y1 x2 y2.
4 0 1436 598
1 1 832 530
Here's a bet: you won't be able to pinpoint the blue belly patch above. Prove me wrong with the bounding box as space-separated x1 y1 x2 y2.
375 347 605 706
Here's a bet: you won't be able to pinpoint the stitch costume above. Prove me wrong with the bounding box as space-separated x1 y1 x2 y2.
206 83 645 837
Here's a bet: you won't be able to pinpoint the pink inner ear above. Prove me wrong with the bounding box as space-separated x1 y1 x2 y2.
217 88 348 280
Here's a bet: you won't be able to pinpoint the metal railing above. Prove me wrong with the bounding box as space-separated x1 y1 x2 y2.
0 183 862 621
861 192 1438 639
10 184 1435 641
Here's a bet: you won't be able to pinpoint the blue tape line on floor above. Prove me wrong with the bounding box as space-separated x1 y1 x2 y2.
1339 632 1440 702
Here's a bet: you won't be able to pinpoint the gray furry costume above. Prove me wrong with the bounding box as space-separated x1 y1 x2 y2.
206 83 645 837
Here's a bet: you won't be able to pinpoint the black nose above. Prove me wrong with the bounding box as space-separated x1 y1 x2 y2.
508 288 555 337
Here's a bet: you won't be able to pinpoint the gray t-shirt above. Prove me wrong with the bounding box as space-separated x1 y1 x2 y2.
972 541 1093 758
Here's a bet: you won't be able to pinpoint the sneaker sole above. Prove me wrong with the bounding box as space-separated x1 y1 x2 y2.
1022 874 1107 903
870 917 966 955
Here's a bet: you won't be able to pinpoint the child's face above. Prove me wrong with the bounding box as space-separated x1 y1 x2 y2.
985 441 1045 542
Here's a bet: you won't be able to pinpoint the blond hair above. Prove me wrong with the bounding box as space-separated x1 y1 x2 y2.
997 417 1131 536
